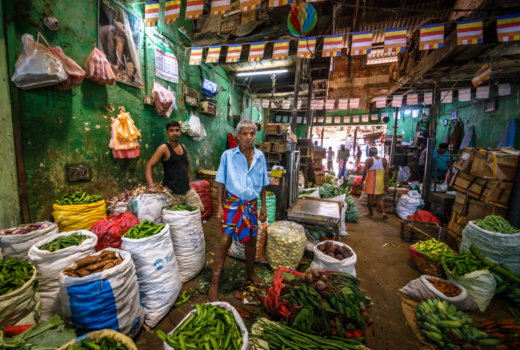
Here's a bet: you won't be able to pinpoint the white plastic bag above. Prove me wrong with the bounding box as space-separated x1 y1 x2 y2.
163 302 249 350
329 194 347 236
121 224 182 327
445 268 496 312
58 249 144 337
28 230 97 321
397 166 411 183
228 222 268 263
396 190 424 219
188 113 205 141
11 33 67 89
129 193 172 224
0 222 58 260
310 241 357 276
162 208 205 282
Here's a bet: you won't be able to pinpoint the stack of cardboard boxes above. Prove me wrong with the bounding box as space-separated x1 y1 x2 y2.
259 123 291 154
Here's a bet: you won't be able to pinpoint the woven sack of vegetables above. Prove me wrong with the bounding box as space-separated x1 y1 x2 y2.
28 230 97 321
0 258 41 327
53 194 106 231
121 223 181 327
162 207 205 282
58 329 137 350
228 222 268 263
266 221 306 271
445 267 496 312
129 192 171 224
0 221 58 260
91 212 139 251
310 241 357 276
460 218 520 274
58 249 144 337
258 193 276 224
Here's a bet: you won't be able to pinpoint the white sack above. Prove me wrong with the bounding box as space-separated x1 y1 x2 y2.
0 222 58 260
328 194 347 236
0 267 41 327
129 193 171 224
396 190 424 219
310 241 357 276
228 222 268 263
445 268 496 312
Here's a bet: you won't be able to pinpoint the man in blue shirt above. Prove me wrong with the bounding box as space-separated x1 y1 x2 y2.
432 143 450 181
209 120 269 301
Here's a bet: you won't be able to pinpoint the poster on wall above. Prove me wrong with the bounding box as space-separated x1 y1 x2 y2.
352 115 360 123
325 117 332 123
371 114 378 121
98 0 144 87
334 116 341 124
362 114 369 123
318 117 325 123
153 33 179 83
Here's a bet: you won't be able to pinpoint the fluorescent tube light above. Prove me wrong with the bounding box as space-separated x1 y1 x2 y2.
236 69 288 77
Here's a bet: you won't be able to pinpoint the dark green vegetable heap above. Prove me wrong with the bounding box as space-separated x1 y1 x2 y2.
39 234 89 252
474 215 520 234
439 251 487 277
165 204 199 212
299 189 316 196
319 183 348 198
67 337 128 350
124 220 165 239
0 258 34 295
157 304 243 349
56 191 103 205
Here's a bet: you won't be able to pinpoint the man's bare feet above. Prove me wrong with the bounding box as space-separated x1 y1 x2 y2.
382 214 388 220
208 283 218 301
247 273 265 287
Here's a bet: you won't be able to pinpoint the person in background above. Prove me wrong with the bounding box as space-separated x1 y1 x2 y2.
209 120 268 301
326 147 335 173
356 146 362 166
361 147 390 219
433 143 450 181
145 121 203 210
418 144 427 181
336 144 350 179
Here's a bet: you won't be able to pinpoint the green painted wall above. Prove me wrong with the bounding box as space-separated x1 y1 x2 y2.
8 0 258 221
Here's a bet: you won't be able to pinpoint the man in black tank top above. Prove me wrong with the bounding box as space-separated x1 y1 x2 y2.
145 121 203 210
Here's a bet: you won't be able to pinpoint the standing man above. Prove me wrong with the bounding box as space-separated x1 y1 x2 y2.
361 147 390 219
432 143 450 181
145 121 203 210
336 144 350 179
326 147 335 173
356 145 363 167
209 120 268 301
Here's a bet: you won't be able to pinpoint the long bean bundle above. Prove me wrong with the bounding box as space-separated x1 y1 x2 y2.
474 215 520 234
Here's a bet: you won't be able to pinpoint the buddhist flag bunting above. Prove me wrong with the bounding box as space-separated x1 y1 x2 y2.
297 99 302 109
248 42 266 62
310 100 317 110
420 23 444 50
240 0 260 12
315 99 324 110
375 96 386 108
424 91 433 105
144 1 159 27
476 85 490 99
189 47 203 65
325 99 335 110
226 44 242 63
441 90 452 103
306 0 326 2
349 98 360 109
384 27 407 53
165 0 181 24
205 46 221 63
457 20 483 45
458 88 471 102
211 0 231 16
272 40 290 60
497 14 520 42
186 0 204 19
262 100 270 108
322 34 343 57
392 95 403 107
269 0 292 7
406 94 418 105
338 98 349 110
254 99 261 107
297 37 316 58
472 63 492 87
351 31 372 55
282 100 291 109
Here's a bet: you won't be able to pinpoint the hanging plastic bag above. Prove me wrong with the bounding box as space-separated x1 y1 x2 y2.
188 113 205 140
152 81 174 116
52 199 107 232
49 46 85 90
11 33 67 89
397 166 411 183
0 221 58 260
310 241 357 276
84 47 115 85
130 193 171 224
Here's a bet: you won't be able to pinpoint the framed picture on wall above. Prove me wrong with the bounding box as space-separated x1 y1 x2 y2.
334 116 341 124
318 117 324 123
371 114 378 121
352 115 360 123
362 114 369 122
325 117 332 124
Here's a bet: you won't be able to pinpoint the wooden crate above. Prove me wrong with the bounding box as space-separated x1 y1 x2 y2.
400 220 445 243
265 123 280 135
272 142 288 153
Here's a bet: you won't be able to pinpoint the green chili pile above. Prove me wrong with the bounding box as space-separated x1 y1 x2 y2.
0 258 34 295
67 337 128 350
474 215 520 234
124 220 165 239
39 234 89 252
56 192 102 205
165 204 199 212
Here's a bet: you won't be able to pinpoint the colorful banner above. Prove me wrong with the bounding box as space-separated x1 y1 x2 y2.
211 0 231 16
315 99 324 110
338 98 349 110
497 14 520 42
440 90 452 103
189 47 203 65
420 23 444 50
384 27 407 53
351 31 372 55
472 63 492 87
476 85 490 99
424 91 433 105
262 100 270 108
272 40 290 60
457 19 483 45
375 96 386 108
349 98 360 109
269 0 292 7
322 34 343 57
297 99 302 109
325 99 335 109
392 95 403 107
282 99 291 109
310 100 317 110
371 114 379 121
144 0 159 27
334 116 341 124
458 88 471 102
240 0 260 12
186 0 204 19
254 99 261 107
164 0 181 24
226 44 242 63
205 46 221 63
406 93 418 105
248 42 266 62
297 37 316 58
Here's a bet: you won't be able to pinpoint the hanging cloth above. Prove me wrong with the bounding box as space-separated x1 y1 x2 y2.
459 125 474 149
497 120 517 148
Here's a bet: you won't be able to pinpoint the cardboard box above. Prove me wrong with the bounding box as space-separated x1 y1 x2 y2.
451 171 512 207
273 142 288 153
259 142 272 153
279 124 290 133
313 148 326 159
453 192 508 219
314 171 325 185
453 147 476 172
470 148 519 182
265 123 280 135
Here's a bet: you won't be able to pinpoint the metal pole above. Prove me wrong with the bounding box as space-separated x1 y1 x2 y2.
291 58 301 131
507 162 520 227
389 107 398 164
306 81 313 138
353 126 358 160
423 138 435 209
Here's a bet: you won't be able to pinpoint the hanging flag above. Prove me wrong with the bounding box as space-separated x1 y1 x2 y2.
497 14 520 42
349 98 360 109
269 0 292 7
186 0 204 19
144 1 160 27
392 95 403 107
248 42 266 62
315 99 324 110
297 99 302 109
351 31 372 55
498 83 511 96
211 0 231 16
458 88 471 102
424 91 433 105
325 99 335 110
282 99 291 109
189 47 203 65
419 23 444 50
297 37 316 58
262 100 270 108
272 40 290 60
406 94 418 105
240 0 260 12
205 46 221 63
457 19 483 45
476 85 490 99
338 98 349 110
441 90 452 103
164 0 181 24
310 100 317 110
384 27 407 53
322 34 343 57
471 63 492 87
226 44 242 63
375 96 386 108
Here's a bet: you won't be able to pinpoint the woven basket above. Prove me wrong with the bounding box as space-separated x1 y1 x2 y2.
409 244 445 278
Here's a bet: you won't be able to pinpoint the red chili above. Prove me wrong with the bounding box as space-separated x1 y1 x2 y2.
3 324 34 336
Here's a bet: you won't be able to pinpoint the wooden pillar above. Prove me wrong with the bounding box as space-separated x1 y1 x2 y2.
291 58 301 131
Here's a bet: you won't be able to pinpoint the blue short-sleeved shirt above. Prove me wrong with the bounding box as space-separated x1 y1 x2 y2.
215 147 270 201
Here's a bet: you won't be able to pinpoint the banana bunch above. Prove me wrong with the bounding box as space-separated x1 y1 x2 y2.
416 298 501 348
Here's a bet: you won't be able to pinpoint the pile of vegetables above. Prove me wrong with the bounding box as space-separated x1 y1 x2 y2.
266 191 275 197
317 241 353 261
0 258 34 295
439 251 487 277
38 234 89 252
416 298 500 348
306 229 334 241
345 195 360 222
56 192 103 205
427 278 461 297
0 222 52 235
319 183 348 198
67 337 128 350
123 220 165 239
156 304 243 349
299 189 316 196
63 250 123 277
413 239 454 260
478 316 520 348
165 204 199 212
474 215 520 234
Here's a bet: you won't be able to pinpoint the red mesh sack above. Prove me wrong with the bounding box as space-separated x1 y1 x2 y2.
264 267 303 319
84 47 115 85
407 210 440 223
91 212 139 251
190 180 212 220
